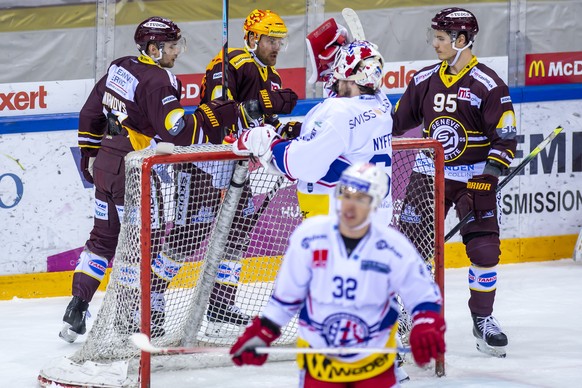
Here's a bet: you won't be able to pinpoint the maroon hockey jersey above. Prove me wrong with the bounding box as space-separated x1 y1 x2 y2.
78 55 207 157
200 47 282 104
393 56 517 168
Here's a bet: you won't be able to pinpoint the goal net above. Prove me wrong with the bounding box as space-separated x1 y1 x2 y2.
39 139 444 387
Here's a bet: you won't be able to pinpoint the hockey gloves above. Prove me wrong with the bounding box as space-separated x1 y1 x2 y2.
466 174 498 222
195 99 241 144
230 316 281 366
258 88 298 115
279 120 302 139
232 125 285 175
306 18 349 83
409 311 446 367
80 154 96 184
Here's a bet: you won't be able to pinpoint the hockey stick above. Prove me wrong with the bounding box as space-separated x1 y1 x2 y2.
573 228 582 262
445 126 564 242
342 8 366 40
130 333 410 355
221 0 229 101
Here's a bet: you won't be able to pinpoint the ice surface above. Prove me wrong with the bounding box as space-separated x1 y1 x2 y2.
1 260 582 387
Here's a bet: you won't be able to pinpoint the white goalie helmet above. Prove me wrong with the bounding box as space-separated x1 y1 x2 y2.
326 40 385 91
336 162 389 210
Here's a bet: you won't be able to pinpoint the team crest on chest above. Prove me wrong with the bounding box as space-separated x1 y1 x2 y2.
322 313 371 347
428 116 468 162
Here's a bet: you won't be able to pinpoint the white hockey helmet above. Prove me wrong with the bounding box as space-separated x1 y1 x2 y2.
327 40 384 91
336 162 389 210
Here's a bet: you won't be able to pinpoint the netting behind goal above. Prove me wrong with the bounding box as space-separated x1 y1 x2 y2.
38 139 444 387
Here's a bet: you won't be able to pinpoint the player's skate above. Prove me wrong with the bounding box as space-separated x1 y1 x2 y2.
472 314 508 358
205 302 250 337
59 296 89 343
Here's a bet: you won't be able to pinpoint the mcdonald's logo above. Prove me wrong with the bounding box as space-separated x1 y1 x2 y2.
529 60 546 77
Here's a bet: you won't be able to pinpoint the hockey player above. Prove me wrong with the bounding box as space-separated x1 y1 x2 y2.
197 9 298 334
233 39 393 220
60 16 251 343
230 163 445 387
200 8 298 135
392 8 517 357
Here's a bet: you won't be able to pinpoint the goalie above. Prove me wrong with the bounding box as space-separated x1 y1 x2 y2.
230 163 445 387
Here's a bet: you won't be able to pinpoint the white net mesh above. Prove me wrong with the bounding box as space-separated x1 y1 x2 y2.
40 139 444 386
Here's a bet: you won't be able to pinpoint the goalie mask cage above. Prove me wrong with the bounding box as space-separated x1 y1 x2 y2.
39 139 444 387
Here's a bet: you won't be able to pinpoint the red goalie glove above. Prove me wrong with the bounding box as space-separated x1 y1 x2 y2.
409 311 446 367
306 18 349 83
466 174 498 221
230 316 281 366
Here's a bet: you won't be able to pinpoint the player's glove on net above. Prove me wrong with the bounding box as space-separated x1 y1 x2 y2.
409 311 446 367
466 174 498 222
230 316 281 366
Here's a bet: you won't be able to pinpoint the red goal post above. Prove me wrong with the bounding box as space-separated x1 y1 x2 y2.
38 138 444 387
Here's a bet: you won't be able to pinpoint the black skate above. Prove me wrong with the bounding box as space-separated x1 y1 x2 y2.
472 314 508 358
205 303 250 337
59 296 89 343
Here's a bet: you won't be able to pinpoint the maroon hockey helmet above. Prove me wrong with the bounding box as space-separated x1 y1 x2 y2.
431 8 479 43
134 16 182 52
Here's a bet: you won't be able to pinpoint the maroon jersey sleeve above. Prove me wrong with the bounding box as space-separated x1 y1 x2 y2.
478 71 517 168
78 75 108 157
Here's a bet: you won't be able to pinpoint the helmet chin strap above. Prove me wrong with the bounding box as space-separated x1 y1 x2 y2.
447 39 472 67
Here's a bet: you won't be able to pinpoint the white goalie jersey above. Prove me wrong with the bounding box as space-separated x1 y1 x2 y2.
271 91 393 218
262 215 442 363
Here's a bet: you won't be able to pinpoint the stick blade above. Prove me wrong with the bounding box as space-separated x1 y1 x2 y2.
341 8 366 40
130 333 159 353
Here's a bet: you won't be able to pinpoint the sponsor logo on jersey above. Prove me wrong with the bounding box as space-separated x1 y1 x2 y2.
301 234 327 249
106 65 138 101
500 96 512 104
322 312 370 347
428 116 468 162
457 87 471 101
212 71 222 80
312 249 328 268
470 67 497 91
414 64 440 85
270 81 281 90
162 95 177 105
471 93 482 108
361 260 390 274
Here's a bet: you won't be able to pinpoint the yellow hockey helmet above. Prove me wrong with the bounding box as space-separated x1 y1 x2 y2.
243 9 288 41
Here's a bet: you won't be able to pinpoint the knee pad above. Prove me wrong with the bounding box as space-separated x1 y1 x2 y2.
465 233 501 268
74 249 108 282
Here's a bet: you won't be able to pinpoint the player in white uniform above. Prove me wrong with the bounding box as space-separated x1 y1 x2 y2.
233 40 393 219
230 163 446 387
